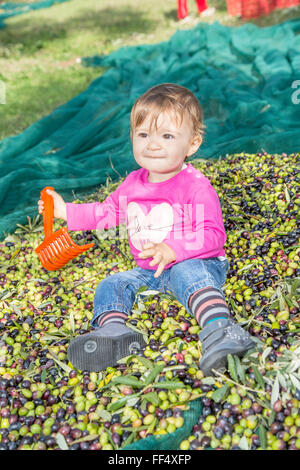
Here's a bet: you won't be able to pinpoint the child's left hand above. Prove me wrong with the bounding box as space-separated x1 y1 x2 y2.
138 242 176 278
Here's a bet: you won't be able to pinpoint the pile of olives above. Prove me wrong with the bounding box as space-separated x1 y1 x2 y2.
0 152 299 450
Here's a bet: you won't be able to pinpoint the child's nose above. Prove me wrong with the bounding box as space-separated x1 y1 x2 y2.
147 136 162 150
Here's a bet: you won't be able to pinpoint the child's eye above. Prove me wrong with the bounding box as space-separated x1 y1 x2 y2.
138 132 148 138
163 134 175 140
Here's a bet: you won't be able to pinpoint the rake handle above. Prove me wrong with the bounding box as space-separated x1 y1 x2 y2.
40 186 54 241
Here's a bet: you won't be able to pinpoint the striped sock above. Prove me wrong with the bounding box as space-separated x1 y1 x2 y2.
188 286 230 328
98 311 127 328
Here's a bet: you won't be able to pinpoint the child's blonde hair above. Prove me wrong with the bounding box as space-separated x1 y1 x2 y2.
130 83 205 160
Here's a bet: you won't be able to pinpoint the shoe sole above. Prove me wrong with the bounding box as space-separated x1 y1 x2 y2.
200 341 255 376
67 332 146 372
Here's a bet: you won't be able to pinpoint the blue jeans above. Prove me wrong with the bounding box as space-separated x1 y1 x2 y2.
92 257 230 328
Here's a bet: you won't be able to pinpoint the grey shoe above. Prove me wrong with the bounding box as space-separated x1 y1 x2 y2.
67 323 146 372
198 318 255 376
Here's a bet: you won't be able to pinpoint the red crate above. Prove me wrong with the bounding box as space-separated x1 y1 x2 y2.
226 0 242 16
226 0 300 18
243 0 271 17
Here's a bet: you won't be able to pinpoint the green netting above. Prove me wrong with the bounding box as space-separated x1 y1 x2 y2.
1 19 300 239
123 398 203 450
0 0 71 29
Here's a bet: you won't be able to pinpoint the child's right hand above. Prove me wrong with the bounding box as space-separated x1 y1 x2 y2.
38 189 67 221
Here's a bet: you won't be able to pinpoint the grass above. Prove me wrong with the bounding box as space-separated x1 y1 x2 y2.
0 0 300 140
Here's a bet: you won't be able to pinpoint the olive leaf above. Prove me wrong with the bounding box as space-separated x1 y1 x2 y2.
238 263 254 273
0 289 16 300
126 396 142 407
40 369 47 383
279 295 287 311
258 424 267 450
268 410 276 427
69 311 75 334
142 392 160 405
284 185 290 204
122 425 148 432
238 436 249 450
10 302 22 319
147 417 158 435
261 346 272 365
289 373 300 390
117 354 135 365
12 320 21 330
82 287 95 293
137 289 160 297
107 394 141 412
159 292 177 302
109 376 145 389
227 354 238 382
121 431 136 448
283 295 294 308
164 337 180 347
126 323 149 343
135 356 154 370
106 429 117 450
96 409 111 421
3 234 21 244
291 279 300 297
56 432 69 450
201 377 216 385
152 381 184 390
143 363 165 386
251 365 265 389
140 398 148 412
234 355 246 384
211 384 229 403
48 350 72 375
277 372 287 389
9 248 20 263
135 285 152 295
72 434 99 445
229 298 239 314
271 375 280 407
163 365 186 373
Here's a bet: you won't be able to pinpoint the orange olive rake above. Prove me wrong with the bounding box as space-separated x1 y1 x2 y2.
35 186 94 271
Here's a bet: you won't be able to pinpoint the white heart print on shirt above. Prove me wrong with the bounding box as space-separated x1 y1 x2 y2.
127 202 174 252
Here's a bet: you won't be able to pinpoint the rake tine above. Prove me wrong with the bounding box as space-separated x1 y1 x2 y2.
52 236 77 260
52 240 72 262
44 244 70 267
39 251 61 271
62 229 94 252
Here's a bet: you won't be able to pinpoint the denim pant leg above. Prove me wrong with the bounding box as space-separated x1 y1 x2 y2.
91 267 162 328
165 257 230 317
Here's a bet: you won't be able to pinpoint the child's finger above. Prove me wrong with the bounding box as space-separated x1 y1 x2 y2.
142 242 155 250
149 252 162 267
143 242 154 247
138 246 155 258
154 261 166 278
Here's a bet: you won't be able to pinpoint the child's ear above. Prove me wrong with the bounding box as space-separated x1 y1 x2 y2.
187 135 202 156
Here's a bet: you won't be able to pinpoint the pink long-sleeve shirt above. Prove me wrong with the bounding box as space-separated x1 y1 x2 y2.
66 162 227 271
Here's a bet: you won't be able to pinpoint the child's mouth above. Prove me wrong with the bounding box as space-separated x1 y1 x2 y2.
144 156 165 159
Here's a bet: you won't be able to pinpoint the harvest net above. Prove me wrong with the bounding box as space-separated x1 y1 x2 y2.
0 19 300 240
123 398 203 450
0 0 71 29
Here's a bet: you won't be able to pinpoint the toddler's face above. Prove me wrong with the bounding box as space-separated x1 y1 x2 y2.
132 110 201 183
